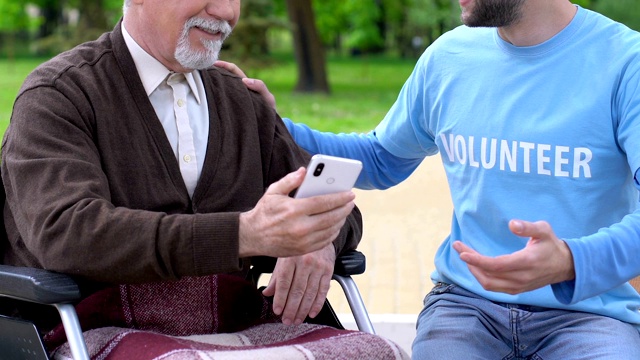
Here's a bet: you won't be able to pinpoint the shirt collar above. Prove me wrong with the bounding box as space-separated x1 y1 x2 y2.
121 23 202 104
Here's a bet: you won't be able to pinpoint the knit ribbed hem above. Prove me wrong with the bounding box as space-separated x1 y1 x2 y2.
192 212 242 275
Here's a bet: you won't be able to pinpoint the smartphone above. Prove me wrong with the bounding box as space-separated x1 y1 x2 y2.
293 154 363 199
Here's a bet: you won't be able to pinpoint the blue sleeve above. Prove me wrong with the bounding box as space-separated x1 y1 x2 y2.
553 182 640 304
553 48 640 304
553 82 640 304
283 118 424 190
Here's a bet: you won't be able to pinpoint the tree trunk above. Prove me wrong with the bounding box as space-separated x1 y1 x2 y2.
285 0 330 94
374 0 386 53
75 0 108 43
38 0 64 39
77 0 108 29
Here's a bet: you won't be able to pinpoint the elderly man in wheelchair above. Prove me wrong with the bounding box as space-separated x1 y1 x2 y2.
0 0 408 359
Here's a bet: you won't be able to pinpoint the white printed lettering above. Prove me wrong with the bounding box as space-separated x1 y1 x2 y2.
555 146 570 177
441 133 455 162
455 135 467 164
573 148 593 178
520 142 535 174
439 133 593 178
468 136 479 167
480 138 497 169
500 140 517 172
537 144 551 176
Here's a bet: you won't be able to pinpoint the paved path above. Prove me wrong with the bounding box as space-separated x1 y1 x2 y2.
255 156 453 354
327 155 452 316
322 156 452 354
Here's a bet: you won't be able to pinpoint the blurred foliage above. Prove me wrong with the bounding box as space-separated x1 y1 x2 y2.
592 0 640 31
224 0 288 68
0 0 123 56
0 1 33 32
0 1 40 60
1 0 640 58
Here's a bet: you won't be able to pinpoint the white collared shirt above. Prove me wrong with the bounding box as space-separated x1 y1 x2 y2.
122 23 209 197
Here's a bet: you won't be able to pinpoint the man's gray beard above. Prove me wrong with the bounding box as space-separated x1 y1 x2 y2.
175 17 232 70
175 38 223 70
462 0 526 28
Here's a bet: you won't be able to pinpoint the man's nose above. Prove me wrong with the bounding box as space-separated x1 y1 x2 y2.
204 0 238 24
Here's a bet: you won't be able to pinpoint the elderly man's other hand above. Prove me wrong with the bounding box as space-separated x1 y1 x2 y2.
214 60 277 111
239 167 355 258
453 220 576 295
262 244 336 325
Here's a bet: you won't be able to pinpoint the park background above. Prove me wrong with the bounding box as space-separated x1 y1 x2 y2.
1 0 639 355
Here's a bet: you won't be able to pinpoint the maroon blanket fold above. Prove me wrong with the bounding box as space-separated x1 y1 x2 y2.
45 274 279 349
51 323 409 359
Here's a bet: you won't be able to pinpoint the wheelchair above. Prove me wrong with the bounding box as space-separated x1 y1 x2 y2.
0 183 374 360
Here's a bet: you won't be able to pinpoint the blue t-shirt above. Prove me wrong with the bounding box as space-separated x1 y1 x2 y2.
285 6 640 327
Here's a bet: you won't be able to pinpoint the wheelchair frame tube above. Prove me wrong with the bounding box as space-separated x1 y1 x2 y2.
54 304 90 360
332 274 376 334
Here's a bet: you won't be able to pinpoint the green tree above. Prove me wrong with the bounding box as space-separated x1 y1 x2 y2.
225 0 286 67
29 0 121 55
343 0 385 54
285 0 330 93
381 0 459 58
593 0 640 31
32 0 64 39
0 1 35 60
313 0 350 52
310 0 461 57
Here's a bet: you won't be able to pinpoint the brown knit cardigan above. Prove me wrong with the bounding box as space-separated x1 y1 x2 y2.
1 23 362 289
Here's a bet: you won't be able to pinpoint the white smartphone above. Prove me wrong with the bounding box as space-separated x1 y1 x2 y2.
293 154 363 198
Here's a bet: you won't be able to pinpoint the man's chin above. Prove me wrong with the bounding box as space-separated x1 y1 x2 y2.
175 51 220 70
181 61 217 71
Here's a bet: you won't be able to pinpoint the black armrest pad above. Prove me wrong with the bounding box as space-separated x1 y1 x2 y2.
0 265 81 304
250 250 366 276
250 256 277 274
334 250 366 276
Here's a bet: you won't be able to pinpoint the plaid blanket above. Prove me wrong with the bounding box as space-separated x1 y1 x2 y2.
50 324 408 360
45 274 409 359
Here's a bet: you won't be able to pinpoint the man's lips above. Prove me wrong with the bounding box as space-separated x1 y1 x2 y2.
193 26 223 39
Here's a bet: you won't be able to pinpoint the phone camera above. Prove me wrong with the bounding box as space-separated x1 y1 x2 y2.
313 163 325 177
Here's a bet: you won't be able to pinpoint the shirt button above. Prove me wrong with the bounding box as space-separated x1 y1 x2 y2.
183 154 192 163
177 99 186 107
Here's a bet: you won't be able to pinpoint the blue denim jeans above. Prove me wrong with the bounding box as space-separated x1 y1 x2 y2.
412 283 640 359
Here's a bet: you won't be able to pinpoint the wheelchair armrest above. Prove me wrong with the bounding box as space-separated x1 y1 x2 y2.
0 250 366 304
334 249 365 276
0 265 81 304
250 249 366 277
0 265 90 359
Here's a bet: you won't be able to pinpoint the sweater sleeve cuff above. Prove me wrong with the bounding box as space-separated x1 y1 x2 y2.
192 212 243 275
552 279 576 304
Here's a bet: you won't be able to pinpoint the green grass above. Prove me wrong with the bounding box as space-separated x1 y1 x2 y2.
247 56 415 133
0 55 416 137
0 58 53 135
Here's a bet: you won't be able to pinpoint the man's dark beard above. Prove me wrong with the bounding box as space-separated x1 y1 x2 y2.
463 0 526 27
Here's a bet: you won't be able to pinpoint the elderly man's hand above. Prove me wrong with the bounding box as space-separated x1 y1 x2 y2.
238 167 355 258
262 243 336 325
453 219 576 294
